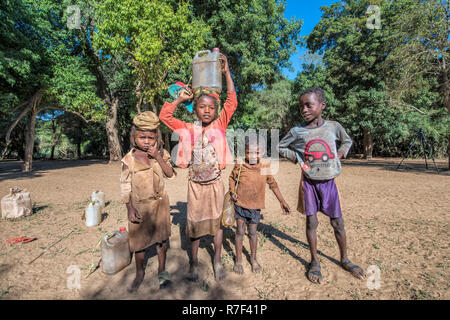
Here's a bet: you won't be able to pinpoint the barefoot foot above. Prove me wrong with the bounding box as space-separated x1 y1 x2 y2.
186 261 199 282
128 271 145 293
251 259 262 273
233 262 244 275
214 262 226 281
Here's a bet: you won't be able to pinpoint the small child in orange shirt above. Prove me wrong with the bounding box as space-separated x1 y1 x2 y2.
229 134 290 274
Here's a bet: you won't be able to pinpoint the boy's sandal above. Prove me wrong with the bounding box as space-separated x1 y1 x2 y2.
307 263 323 284
158 270 171 289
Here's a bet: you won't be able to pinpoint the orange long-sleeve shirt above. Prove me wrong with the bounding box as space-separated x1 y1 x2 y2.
159 91 237 169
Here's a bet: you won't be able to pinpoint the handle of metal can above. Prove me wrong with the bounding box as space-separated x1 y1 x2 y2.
194 50 211 58
104 231 122 247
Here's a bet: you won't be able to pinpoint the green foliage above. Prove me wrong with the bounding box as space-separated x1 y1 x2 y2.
303 0 449 157
93 0 208 108
383 0 449 106
2 0 447 161
0 0 44 108
240 79 296 135
35 112 108 159
186 0 302 98
46 46 105 121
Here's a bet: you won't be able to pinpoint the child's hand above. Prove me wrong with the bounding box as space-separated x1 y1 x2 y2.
220 53 230 74
128 206 141 223
280 201 291 215
147 145 160 159
231 192 239 202
176 87 193 103
337 151 344 160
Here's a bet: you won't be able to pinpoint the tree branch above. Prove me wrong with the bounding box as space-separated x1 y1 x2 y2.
37 106 97 123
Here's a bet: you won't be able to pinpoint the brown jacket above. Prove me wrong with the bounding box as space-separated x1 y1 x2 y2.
229 161 278 210
119 148 175 252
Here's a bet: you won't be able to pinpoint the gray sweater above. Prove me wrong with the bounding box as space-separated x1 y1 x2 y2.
279 120 352 180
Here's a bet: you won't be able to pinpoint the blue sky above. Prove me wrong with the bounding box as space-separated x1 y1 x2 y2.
283 0 338 79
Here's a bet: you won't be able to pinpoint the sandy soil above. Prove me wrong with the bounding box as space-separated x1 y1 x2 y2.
0 158 449 300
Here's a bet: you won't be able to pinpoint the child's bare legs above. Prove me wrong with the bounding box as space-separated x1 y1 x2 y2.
306 214 322 284
213 229 226 280
330 217 347 262
234 219 245 274
156 241 168 275
187 237 200 282
248 223 261 272
156 241 171 288
128 249 145 292
187 231 226 281
330 217 365 279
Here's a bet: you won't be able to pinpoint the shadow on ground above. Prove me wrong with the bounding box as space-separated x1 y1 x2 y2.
0 160 109 181
79 252 239 300
170 201 235 268
342 158 448 176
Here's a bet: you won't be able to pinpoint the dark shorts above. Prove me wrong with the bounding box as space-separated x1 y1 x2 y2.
235 205 261 224
299 176 342 219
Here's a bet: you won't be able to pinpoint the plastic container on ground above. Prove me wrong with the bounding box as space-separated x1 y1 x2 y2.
1 187 32 219
85 201 101 227
91 190 105 212
101 228 131 275
192 48 222 94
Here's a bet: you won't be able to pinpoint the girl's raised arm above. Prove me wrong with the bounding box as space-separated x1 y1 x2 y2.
159 90 193 131
216 54 237 129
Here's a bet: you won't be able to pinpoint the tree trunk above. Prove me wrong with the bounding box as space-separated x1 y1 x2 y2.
363 128 375 159
77 142 82 159
50 113 57 160
1 91 39 159
22 93 41 172
442 64 450 169
50 144 56 160
149 101 157 114
105 97 122 162
164 131 170 153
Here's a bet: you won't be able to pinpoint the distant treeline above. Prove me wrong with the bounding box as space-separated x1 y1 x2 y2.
1 0 448 169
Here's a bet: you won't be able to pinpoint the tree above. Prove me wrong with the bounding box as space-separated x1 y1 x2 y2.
185 0 302 98
93 0 208 114
305 0 448 159
383 0 450 167
242 79 296 134
1 0 103 170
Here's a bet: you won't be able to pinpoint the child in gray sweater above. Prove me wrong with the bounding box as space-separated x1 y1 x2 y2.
279 87 365 284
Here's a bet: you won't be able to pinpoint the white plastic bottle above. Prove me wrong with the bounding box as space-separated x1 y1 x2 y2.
91 190 105 212
85 201 101 227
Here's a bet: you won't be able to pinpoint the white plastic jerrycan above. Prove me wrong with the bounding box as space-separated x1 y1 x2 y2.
91 190 105 212
85 201 101 227
192 48 222 94
101 228 131 275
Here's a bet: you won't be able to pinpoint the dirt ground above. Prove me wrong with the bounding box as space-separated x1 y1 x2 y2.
0 158 449 300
